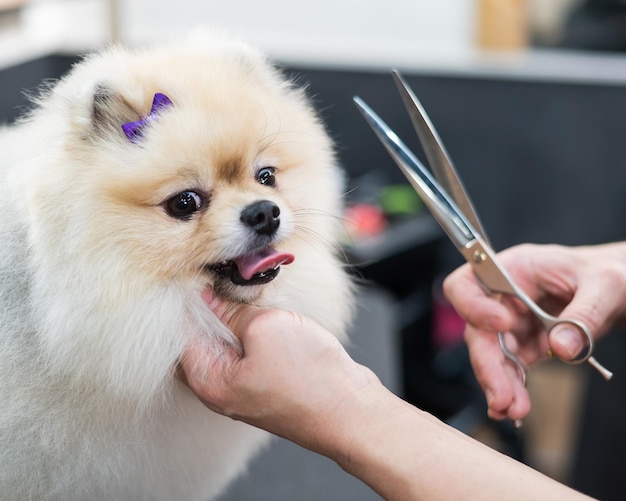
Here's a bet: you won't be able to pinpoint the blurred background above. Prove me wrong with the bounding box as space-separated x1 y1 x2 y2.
2 1 626 499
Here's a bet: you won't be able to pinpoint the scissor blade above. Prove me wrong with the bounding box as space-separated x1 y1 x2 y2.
390 70 490 243
353 96 475 248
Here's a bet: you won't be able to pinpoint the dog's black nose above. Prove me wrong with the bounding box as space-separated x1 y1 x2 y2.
240 200 280 236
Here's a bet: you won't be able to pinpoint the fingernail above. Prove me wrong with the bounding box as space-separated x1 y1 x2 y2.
552 326 584 359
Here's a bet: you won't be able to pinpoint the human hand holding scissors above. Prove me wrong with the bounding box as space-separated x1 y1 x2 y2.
354 72 612 423
444 241 626 421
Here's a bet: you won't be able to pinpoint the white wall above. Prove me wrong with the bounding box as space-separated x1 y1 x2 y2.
0 0 589 75
117 0 475 68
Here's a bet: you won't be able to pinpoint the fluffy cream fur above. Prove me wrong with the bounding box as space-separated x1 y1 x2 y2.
0 32 353 500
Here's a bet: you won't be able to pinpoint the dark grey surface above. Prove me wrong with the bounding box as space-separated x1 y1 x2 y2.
218 287 398 501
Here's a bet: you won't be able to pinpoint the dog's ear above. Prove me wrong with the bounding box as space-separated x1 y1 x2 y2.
89 83 140 141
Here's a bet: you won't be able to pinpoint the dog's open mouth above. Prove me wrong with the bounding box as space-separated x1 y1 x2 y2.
208 247 295 286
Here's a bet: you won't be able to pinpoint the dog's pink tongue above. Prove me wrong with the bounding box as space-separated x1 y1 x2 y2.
234 248 295 280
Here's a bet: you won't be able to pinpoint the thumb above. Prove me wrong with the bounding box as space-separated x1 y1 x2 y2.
201 288 265 344
179 288 244 386
549 324 589 361
548 285 606 361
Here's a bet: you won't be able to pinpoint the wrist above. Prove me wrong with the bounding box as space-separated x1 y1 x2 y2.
317 383 424 500
285 372 390 457
319 383 398 461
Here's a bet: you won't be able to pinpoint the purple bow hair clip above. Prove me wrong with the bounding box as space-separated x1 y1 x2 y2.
122 92 173 143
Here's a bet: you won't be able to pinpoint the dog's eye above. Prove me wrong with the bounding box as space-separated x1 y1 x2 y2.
165 191 203 219
257 167 276 187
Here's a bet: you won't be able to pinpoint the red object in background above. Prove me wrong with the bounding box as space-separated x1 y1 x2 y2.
344 203 387 239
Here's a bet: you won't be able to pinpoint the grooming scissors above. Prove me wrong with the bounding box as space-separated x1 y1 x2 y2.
354 71 613 388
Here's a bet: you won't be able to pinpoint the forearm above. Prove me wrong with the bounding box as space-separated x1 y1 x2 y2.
321 384 592 501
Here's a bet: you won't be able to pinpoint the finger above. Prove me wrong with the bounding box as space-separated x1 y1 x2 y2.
201 288 238 323
502 359 531 422
201 287 266 344
443 267 514 333
178 337 240 405
547 278 607 361
549 325 586 361
185 291 245 384
465 327 532 421
464 326 515 415
479 344 531 422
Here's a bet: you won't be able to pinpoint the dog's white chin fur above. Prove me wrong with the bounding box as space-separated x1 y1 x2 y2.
0 31 354 500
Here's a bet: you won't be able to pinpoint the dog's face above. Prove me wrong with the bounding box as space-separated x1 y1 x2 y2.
31 39 345 305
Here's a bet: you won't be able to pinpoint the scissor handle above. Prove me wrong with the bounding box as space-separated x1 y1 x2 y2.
529 312 592 363
543 317 593 363
463 238 613 381
498 279 614 380
541 316 613 379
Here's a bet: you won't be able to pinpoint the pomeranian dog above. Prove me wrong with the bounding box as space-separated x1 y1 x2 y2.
0 32 353 500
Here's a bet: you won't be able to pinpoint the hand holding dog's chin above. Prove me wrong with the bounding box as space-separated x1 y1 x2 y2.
179 289 385 458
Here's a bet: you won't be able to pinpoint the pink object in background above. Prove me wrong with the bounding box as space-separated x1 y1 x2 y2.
431 279 466 350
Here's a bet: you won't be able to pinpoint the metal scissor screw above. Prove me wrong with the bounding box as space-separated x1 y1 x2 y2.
472 250 487 264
